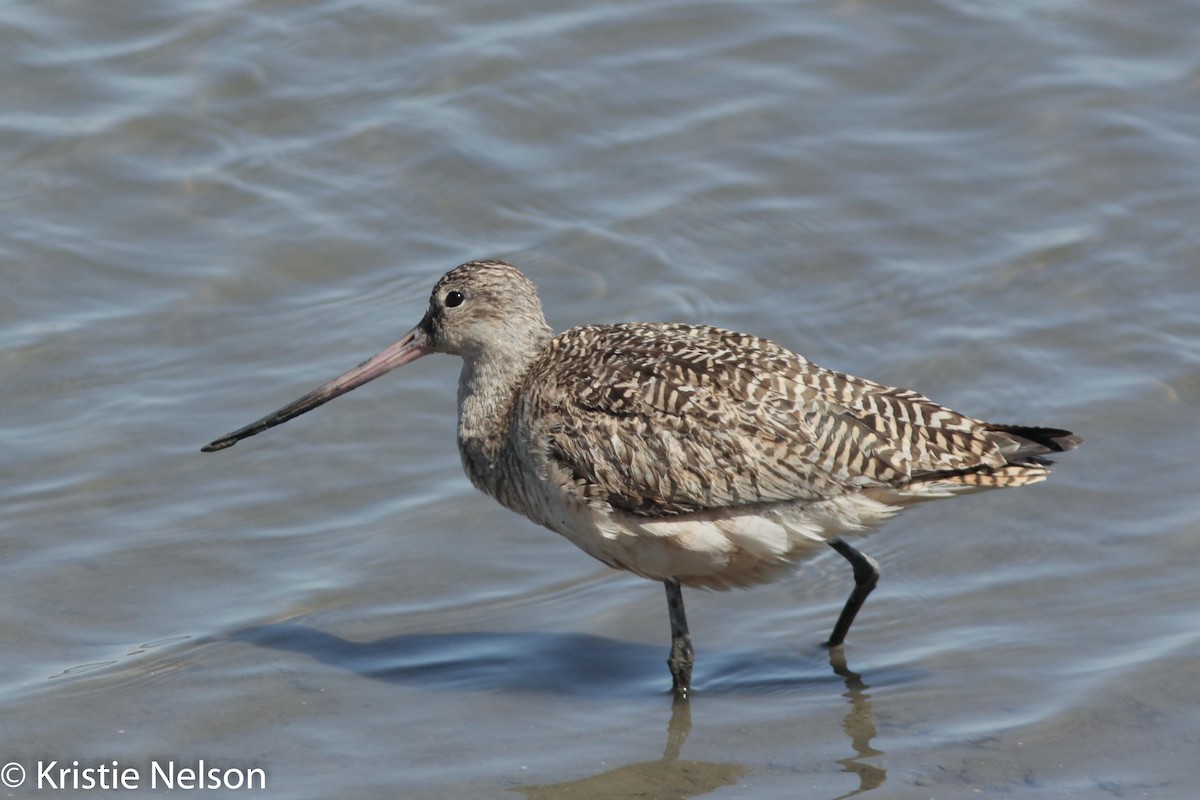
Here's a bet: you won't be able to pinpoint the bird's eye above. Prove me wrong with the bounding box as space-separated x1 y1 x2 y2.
445 290 464 308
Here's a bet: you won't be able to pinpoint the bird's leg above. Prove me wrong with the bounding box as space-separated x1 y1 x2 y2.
824 538 881 648
664 579 694 697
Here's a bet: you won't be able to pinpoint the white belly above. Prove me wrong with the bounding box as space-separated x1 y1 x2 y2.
533 489 906 590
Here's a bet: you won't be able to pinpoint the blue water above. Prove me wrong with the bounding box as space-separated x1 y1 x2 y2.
2 0 1198 797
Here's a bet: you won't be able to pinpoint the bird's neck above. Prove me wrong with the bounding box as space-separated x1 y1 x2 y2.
455 327 552 496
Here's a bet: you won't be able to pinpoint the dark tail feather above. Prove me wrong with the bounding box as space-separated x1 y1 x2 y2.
986 424 1082 461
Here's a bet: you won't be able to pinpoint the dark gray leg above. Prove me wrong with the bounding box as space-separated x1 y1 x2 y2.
664 579 694 697
824 538 881 648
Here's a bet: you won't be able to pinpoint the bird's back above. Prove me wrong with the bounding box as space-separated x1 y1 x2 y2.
514 322 1075 519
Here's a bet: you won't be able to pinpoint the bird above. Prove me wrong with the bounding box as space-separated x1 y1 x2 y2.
203 260 1080 696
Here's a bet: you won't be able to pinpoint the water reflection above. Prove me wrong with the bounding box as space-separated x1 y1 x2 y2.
511 700 745 800
228 622 885 797
510 650 885 800
828 649 886 798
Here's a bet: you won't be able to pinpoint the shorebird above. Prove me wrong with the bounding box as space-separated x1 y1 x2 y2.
203 260 1079 696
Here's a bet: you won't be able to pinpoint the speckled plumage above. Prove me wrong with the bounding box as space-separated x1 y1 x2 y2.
426 261 1077 592
204 259 1080 694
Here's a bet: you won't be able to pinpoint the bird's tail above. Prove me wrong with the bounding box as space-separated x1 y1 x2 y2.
985 424 1083 462
915 424 1081 491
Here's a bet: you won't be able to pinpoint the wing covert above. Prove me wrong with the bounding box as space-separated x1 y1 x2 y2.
518 323 1007 517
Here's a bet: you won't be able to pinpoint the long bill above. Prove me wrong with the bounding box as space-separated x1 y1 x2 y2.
201 322 434 452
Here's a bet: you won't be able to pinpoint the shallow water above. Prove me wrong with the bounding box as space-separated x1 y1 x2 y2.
3 0 1199 797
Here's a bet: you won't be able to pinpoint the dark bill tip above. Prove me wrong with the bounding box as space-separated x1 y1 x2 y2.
200 323 433 453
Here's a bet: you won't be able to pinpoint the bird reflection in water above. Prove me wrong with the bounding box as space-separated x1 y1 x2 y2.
828 649 886 798
511 699 744 800
512 652 885 800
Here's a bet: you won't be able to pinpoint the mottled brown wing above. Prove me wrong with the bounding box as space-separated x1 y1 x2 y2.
521 323 1009 517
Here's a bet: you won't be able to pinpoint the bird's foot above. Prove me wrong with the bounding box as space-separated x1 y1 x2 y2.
668 635 694 698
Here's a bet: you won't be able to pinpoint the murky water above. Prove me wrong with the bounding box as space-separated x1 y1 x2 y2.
3 0 1198 797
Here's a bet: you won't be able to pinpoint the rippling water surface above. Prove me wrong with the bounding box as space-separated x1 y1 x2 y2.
3 0 1198 797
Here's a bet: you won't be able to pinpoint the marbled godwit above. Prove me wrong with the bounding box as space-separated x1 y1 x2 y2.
203 260 1079 696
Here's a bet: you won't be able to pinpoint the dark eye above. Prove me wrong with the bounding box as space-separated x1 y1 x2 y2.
445 290 464 308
